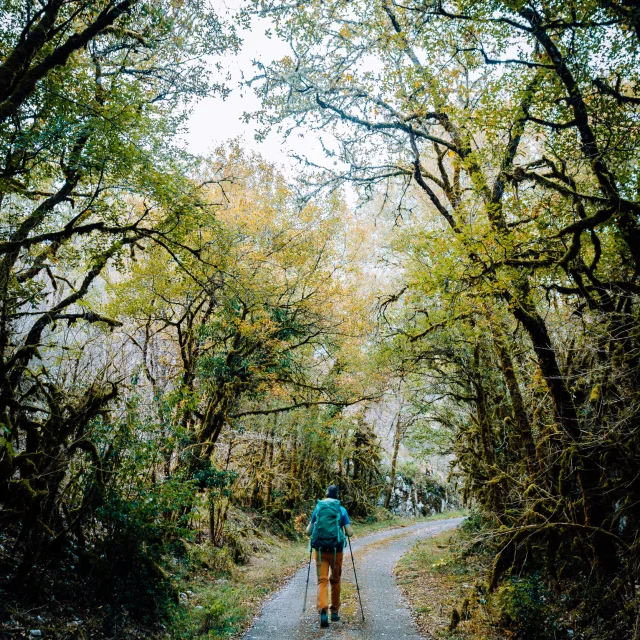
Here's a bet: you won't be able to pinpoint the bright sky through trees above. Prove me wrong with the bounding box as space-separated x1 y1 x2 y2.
183 2 306 168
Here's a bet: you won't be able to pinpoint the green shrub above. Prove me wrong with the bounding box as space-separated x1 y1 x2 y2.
171 584 251 639
197 585 249 637
88 472 197 625
495 572 561 639
187 544 234 575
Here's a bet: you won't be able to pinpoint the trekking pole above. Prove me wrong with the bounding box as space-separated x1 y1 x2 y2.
302 549 312 613
347 536 365 621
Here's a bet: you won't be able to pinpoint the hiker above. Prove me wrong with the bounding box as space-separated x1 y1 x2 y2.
306 485 354 628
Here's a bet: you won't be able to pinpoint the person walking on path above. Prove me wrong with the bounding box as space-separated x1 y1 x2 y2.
306 485 354 628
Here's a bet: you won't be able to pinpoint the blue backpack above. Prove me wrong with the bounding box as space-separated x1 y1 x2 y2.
310 499 346 551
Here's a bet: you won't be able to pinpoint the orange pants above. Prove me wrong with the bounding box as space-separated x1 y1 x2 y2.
315 549 343 612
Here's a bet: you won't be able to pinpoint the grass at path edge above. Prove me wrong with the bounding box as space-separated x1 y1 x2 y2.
396 528 501 640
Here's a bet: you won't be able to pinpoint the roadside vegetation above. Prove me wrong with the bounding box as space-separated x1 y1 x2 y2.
399 512 595 640
170 511 465 640
1 1 639 639
397 520 500 640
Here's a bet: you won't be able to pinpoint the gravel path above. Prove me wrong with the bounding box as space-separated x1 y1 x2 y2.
243 517 463 640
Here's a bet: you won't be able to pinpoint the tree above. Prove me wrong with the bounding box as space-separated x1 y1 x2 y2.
0 0 237 592
104 145 380 533
250 0 640 634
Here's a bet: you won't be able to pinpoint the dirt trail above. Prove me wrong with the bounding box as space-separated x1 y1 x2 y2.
243 517 463 639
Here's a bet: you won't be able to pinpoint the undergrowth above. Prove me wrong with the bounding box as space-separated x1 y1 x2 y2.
169 508 465 639
399 511 638 640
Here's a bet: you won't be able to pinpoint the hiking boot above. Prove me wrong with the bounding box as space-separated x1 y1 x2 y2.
330 611 340 622
320 609 329 628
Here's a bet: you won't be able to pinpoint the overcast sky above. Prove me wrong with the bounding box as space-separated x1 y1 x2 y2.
182 3 315 173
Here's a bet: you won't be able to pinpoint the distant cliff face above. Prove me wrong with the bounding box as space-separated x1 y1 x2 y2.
379 473 461 517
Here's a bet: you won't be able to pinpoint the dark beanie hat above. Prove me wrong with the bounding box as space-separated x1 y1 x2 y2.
326 485 339 499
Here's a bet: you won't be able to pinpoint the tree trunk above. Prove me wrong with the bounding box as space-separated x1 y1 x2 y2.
264 429 275 510
384 416 402 510
490 321 539 474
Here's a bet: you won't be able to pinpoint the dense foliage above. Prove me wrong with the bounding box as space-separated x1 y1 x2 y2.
0 2 387 634
250 0 640 636
3 0 639 638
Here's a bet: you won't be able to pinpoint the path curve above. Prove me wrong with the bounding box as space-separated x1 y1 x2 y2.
243 517 463 639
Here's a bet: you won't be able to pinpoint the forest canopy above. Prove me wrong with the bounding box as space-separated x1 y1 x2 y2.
0 5 385 630
1 1 640 639
249 0 640 636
